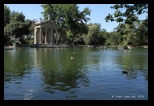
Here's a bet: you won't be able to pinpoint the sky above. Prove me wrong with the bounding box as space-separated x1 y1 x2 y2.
5 4 147 32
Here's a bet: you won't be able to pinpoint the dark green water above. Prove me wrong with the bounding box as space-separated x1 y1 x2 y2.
4 47 148 100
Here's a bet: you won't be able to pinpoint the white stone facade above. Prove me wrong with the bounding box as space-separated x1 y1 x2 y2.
33 20 59 44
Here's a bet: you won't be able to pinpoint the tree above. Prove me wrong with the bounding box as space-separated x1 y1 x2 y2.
109 31 122 45
105 4 148 46
4 21 29 38
25 19 35 39
83 23 101 45
4 5 10 27
105 4 148 25
138 17 148 36
113 19 148 46
4 5 12 45
41 4 91 44
132 18 148 45
4 11 33 45
10 11 25 22
97 30 106 45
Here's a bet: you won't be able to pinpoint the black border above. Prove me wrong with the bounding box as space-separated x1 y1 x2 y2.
3 1 151 105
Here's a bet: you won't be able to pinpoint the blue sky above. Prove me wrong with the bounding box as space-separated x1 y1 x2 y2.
5 4 147 32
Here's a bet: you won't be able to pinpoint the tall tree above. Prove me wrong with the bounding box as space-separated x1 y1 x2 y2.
25 19 35 40
83 23 101 45
105 4 148 46
105 4 148 25
133 18 148 45
41 4 91 44
4 5 10 27
10 11 25 22
4 5 11 45
4 11 32 45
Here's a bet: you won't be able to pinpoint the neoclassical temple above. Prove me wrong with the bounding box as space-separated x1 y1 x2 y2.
33 20 59 44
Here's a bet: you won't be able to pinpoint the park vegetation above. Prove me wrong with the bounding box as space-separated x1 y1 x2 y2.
4 4 148 47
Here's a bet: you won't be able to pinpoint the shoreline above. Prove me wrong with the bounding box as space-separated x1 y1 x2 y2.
5 44 148 49
16 44 70 48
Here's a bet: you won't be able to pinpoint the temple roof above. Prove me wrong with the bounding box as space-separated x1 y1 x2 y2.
34 20 59 28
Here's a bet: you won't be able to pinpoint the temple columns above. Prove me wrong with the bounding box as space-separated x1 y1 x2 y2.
51 28 54 44
34 28 37 44
39 28 42 44
34 26 58 45
41 29 44 44
45 28 48 44
55 29 58 44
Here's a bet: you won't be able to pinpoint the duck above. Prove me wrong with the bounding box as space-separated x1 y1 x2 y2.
122 70 128 74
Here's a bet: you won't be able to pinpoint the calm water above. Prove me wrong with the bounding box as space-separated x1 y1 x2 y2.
4 47 148 100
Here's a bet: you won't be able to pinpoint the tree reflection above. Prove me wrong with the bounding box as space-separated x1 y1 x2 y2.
33 48 90 93
4 47 148 99
42 67 89 92
4 48 34 82
116 48 148 80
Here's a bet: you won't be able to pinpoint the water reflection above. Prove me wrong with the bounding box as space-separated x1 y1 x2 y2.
4 48 34 82
115 48 148 80
4 47 148 100
33 48 90 95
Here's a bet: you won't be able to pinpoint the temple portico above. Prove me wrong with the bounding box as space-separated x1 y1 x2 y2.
33 20 59 44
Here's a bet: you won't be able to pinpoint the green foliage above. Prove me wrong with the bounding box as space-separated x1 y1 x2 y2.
10 11 25 22
132 18 148 46
83 23 102 45
105 4 148 46
4 5 10 27
105 4 148 24
138 17 148 36
4 21 29 38
97 32 106 45
66 29 74 44
112 19 148 46
25 19 35 39
4 35 13 46
4 4 148 46
4 9 34 46
74 34 85 45
109 31 122 45
41 4 90 44
19 38 34 45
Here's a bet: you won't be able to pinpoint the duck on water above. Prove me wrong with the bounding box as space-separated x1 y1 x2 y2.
122 70 128 74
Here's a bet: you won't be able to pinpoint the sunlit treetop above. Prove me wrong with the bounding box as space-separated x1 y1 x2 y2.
105 4 148 25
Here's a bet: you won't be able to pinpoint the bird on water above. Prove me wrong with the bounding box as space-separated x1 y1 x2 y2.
122 70 128 74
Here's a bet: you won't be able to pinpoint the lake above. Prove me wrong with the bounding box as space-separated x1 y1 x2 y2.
4 47 148 100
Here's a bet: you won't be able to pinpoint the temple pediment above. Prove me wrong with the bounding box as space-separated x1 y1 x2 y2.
34 20 59 28
34 20 58 45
